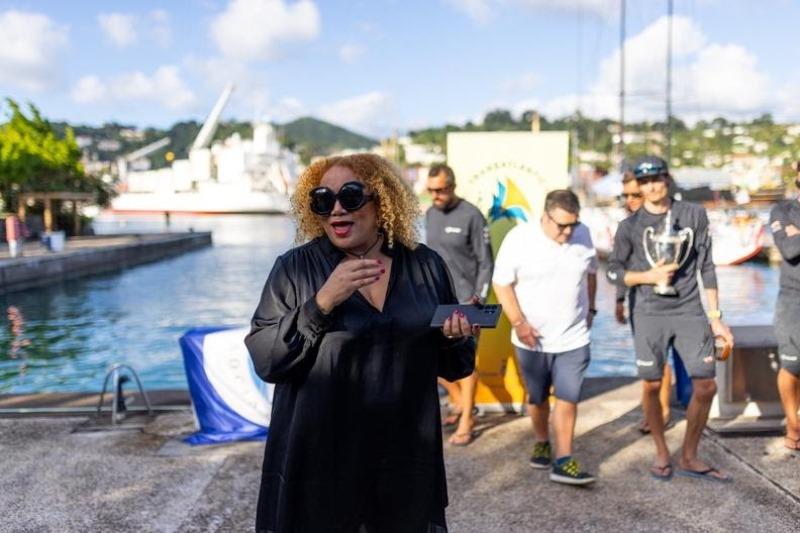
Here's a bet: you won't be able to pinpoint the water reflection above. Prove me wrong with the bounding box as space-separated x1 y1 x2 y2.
0 215 294 393
0 213 781 391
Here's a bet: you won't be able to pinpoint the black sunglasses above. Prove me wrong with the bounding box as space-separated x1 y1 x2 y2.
619 192 643 200
545 210 580 232
309 181 374 216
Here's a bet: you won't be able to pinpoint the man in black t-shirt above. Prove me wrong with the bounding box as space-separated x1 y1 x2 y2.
614 169 673 435
425 164 493 446
607 156 734 482
769 161 800 451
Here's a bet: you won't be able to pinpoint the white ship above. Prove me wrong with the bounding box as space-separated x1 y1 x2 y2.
110 84 299 215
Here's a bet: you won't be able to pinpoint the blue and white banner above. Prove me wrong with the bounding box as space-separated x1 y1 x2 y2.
180 327 272 445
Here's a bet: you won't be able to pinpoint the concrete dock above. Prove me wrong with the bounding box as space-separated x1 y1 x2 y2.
0 232 212 292
1 377 798 532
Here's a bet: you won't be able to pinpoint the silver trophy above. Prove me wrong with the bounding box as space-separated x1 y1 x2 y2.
642 210 693 296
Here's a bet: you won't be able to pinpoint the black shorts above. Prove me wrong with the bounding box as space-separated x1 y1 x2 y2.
632 314 715 380
775 297 800 377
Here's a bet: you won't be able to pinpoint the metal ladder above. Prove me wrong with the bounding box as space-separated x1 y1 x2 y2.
95 363 154 424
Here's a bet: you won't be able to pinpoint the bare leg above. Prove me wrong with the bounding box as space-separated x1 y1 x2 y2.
660 364 672 422
643 379 670 468
528 400 550 443
438 377 461 424
777 369 800 446
552 399 577 458
453 371 478 437
639 364 673 432
680 378 728 478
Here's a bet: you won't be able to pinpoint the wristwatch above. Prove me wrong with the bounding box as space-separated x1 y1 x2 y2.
588 308 598 316
707 309 722 320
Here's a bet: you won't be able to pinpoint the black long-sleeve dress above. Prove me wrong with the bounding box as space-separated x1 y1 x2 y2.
245 236 476 533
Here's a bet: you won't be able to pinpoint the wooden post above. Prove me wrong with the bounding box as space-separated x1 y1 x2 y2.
44 197 53 232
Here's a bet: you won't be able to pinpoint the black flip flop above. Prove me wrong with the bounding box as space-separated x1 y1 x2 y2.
677 466 733 483
638 417 674 435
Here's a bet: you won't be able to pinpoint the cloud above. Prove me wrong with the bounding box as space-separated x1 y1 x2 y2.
98 13 137 47
339 44 365 64
70 66 195 110
681 44 769 115
0 10 69 91
71 76 107 104
317 91 393 137
211 0 320 61
447 0 615 23
507 15 773 123
445 0 492 23
150 9 172 48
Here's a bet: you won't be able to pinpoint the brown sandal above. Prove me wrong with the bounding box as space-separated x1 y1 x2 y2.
784 435 800 451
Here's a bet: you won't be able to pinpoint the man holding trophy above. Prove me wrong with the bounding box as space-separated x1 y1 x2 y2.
607 156 734 482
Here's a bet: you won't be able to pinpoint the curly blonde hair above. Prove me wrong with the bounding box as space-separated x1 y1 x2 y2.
290 153 420 249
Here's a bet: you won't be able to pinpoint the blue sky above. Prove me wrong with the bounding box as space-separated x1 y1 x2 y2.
1 0 799 137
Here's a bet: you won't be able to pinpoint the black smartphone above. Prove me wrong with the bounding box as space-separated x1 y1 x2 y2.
429 304 503 328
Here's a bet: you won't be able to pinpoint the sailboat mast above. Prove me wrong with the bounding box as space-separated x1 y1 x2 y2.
666 0 673 163
619 0 626 164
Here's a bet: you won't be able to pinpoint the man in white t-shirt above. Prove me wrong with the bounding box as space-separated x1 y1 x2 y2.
493 189 598 486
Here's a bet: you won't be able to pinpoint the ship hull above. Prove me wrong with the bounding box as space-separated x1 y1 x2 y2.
110 191 291 215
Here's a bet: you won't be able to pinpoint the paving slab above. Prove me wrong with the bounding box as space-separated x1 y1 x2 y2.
1 378 798 532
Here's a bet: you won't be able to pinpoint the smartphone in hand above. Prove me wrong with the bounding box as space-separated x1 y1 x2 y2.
429 304 502 328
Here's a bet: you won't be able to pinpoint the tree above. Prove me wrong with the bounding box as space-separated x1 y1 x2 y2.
482 109 519 130
0 98 112 210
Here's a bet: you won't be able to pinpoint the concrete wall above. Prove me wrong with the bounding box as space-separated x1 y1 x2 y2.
0 232 212 292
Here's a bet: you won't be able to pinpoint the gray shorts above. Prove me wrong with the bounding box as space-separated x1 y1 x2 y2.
515 344 590 404
632 314 715 380
775 297 800 376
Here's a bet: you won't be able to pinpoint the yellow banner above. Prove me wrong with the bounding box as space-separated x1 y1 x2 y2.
446 131 570 410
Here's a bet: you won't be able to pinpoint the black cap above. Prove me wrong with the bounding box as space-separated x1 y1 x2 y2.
633 156 669 179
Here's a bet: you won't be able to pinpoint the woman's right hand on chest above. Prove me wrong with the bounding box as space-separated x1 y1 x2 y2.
315 259 384 314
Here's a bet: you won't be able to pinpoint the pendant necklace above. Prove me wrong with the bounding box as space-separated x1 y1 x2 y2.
345 232 382 260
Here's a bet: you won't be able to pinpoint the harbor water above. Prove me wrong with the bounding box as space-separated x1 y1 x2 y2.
0 214 781 393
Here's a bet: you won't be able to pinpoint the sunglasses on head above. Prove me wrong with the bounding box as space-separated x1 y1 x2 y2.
309 181 374 216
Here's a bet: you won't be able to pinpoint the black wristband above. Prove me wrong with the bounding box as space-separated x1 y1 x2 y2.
588 308 598 316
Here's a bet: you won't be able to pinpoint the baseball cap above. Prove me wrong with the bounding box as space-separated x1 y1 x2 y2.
633 156 669 179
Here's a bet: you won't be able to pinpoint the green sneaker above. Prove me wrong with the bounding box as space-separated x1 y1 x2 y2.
550 457 596 486
529 441 552 469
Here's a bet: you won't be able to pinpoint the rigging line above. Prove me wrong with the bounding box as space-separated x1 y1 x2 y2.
576 1 583 111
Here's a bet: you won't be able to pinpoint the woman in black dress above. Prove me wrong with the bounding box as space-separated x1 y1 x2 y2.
246 153 477 533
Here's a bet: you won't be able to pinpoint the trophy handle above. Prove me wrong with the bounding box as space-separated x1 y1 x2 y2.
642 226 657 267
677 227 694 270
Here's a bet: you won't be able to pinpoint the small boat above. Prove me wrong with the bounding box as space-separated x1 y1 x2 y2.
708 211 765 266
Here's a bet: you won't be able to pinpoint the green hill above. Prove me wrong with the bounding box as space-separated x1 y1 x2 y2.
279 117 376 162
